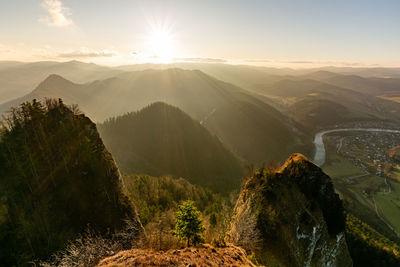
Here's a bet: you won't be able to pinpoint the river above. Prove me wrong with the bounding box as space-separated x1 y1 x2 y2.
313 128 400 166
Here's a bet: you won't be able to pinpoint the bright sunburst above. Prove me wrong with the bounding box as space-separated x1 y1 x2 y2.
147 28 175 63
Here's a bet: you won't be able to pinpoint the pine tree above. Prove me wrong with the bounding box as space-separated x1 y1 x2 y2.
172 200 205 247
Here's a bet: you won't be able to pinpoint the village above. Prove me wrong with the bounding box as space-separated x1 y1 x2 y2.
334 132 400 177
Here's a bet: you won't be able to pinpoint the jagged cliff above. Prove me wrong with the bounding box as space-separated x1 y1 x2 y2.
0 99 143 265
228 153 352 267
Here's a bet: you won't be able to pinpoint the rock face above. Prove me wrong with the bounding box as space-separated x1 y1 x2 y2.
228 153 352 267
0 99 143 265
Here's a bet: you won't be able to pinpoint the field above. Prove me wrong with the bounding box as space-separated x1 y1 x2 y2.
375 181 400 233
322 134 400 241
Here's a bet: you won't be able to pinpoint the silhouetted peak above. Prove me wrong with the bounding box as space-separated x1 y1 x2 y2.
35 74 76 91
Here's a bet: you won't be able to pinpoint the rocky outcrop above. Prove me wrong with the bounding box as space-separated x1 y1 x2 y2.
97 244 254 267
0 99 143 265
228 153 352 267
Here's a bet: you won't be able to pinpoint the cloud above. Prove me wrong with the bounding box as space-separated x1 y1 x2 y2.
39 0 73 27
281 60 379 67
0 45 12 54
284 60 315 64
244 59 272 63
59 48 118 58
173 57 227 63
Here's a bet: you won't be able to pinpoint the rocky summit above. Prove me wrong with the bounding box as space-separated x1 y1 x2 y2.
228 153 352 267
0 99 143 265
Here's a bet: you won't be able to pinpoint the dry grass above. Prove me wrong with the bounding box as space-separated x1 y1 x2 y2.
97 243 255 267
40 219 143 267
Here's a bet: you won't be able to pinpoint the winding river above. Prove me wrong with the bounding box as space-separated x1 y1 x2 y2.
313 128 400 166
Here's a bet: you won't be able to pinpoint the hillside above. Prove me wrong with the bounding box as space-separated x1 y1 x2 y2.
0 69 310 164
228 153 352 266
98 102 244 193
122 174 227 227
252 78 400 130
0 99 143 265
0 60 123 103
346 213 400 266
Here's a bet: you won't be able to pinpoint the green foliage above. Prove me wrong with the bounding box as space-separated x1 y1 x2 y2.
0 99 139 265
98 102 244 194
346 213 400 267
209 213 217 227
172 200 205 246
123 175 225 226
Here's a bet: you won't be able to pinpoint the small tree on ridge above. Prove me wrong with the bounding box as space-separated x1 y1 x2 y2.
172 200 205 247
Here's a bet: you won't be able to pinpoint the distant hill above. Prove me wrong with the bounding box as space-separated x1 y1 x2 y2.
252 78 400 130
0 60 123 103
297 70 400 103
98 102 244 193
0 69 310 164
0 99 142 265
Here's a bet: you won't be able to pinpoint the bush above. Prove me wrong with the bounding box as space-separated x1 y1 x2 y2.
40 219 142 267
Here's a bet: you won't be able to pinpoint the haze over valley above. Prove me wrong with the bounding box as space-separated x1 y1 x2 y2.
1 1 400 266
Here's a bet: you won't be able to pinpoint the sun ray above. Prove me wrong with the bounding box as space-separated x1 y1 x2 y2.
147 27 175 63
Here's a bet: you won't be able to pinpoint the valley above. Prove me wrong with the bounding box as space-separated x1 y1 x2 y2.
3 1 400 265
316 130 400 241
1 61 400 266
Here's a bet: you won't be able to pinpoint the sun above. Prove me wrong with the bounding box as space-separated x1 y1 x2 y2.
147 28 175 62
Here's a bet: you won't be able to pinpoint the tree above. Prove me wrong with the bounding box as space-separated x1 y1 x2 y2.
172 200 205 247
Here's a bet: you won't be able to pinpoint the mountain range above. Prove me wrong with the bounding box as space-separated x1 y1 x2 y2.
0 67 310 164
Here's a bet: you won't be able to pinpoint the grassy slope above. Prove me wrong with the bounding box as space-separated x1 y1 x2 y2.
375 182 400 233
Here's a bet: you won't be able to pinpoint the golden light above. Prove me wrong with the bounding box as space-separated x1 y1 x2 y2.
147 28 175 63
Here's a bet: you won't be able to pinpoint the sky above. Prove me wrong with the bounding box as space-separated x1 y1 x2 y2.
0 0 399 67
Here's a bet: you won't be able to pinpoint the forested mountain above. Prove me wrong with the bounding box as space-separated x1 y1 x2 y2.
98 102 244 193
0 99 142 265
0 68 310 164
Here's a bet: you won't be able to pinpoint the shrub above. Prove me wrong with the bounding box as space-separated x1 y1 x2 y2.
40 219 142 267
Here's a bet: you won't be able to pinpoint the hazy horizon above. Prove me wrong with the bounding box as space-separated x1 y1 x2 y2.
1 0 399 67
